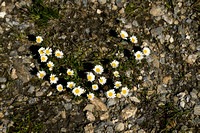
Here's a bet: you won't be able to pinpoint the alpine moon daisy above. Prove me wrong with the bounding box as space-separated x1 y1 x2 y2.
121 87 129 97
93 65 104 74
55 50 64 58
143 47 151 56
106 89 116 98
56 84 63 92
110 60 119 68
114 81 122 89
38 47 45 56
130 35 138 43
99 76 107 85
67 82 76 89
72 86 84 96
36 36 43 43
92 84 99 90
120 30 128 39
67 69 74 76
117 93 121 98
40 55 48 62
134 51 143 60
50 74 58 84
113 71 120 77
47 61 54 68
87 72 95 82
45 47 52 56
87 93 94 101
37 71 46 79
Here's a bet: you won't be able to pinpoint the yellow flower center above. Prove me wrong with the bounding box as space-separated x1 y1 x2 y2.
144 49 147 54
37 38 41 42
93 86 97 89
88 75 92 80
114 73 118 76
112 63 116 67
121 33 125 38
41 57 46 61
96 68 100 73
56 52 61 57
108 92 113 97
131 38 135 42
88 95 92 99
48 64 52 67
137 54 141 58
122 90 126 94
40 73 44 77
117 94 120 98
75 89 79 94
46 50 50 54
58 86 62 90
100 79 103 83
69 84 73 88
116 83 120 87
51 76 55 81
40 50 44 54
68 71 72 75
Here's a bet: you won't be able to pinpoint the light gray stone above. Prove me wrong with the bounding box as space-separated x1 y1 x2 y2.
150 6 164 16
115 123 124 132
121 106 137 120
0 77 7 83
194 105 200 115
98 0 106 4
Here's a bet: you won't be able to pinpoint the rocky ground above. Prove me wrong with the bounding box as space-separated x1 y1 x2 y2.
0 0 200 132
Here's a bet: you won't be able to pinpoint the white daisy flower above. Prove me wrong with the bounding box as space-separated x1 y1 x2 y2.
106 89 116 98
99 76 107 85
87 72 95 82
134 51 143 60
113 71 120 77
120 30 128 40
121 87 129 97
55 50 64 58
45 47 52 56
93 65 104 74
37 70 46 79
143 47 151 56
114 81 122 89
67 81 76 89
87 93 95 101
92 84 99 91
38 47 46 56
72 86 84 96
56 84 63 92
130 35 138 43
50 74 58 84
110 60 119 68
36 36 43 43
116 93 121 98
67 69 74 76
47 61 54 69
40 55 48 62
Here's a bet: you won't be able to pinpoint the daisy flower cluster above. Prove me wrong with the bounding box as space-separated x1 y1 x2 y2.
85 60 130 100
120 30 151 60
36 36 86 97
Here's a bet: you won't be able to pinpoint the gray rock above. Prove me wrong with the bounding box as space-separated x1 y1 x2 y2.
1 84 6 89
132 20 139 27
162 14 173 24
106 126 113 133
138 129 146 133
63 103 72 110
186 54 198 64
60 128 67 132
83 0 88 6
86 111 95 121
0 11 6 18
136 117 146 124
90 97 107 111
11 68 18 79
116 0 122 7
83 104 95 112
121 106 137 120
98 0 106 4
150 6 164 16
84 123 94 133
107 99 116 107
36 91 44 97
180 101 185 108
130 96 140 103
157 85 167 94
190 91 197 99
19 24 29 29
94 122 106 132
10 50 18 57
18 46 26 52
0 77 7 83
29 98 37 104
194 105 200 115
115 123 124 132
100 112 109 120
151 27 164 37
28 86 35 94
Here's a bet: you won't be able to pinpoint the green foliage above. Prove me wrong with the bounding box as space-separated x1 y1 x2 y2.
8 113 44 133
26 0 59 27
